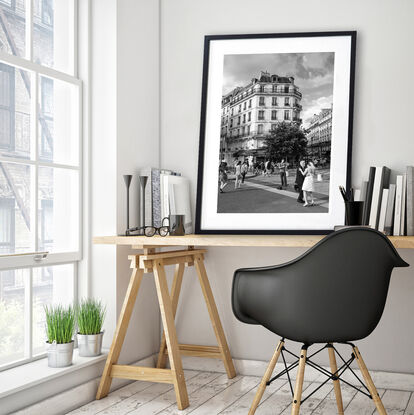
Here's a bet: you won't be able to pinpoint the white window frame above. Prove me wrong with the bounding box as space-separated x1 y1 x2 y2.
0 0 82 372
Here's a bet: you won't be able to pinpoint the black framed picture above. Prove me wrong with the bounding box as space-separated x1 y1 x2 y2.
195 31 356 234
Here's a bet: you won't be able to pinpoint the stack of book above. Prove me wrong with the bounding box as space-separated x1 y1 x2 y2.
140 167 193 233
355 166 414 236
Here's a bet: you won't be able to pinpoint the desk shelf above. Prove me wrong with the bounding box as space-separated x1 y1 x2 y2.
93 234 414 249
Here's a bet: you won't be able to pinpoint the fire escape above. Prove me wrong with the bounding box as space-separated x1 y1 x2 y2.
0 6 53 232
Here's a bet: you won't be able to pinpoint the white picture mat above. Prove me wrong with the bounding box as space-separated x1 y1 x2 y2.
200 35 353 231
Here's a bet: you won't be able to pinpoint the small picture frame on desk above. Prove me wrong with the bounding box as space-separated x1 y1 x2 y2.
195 31 356 234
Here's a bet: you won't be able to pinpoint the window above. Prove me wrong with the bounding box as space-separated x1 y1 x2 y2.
248 99 252 108
258 110 265 120
258 124 264 134
248 112 251 122
231 108 234 116
247 125 250 135
271 124 277 131
238 104 241 113
237 116 241 125
259 97 265 106
284 110 290 120
271 110 277 120
230 119 233 127
243 102 246 110
243 114 246 124
284 86 289 93
0 0 80 371
285 97 290 106
272 97 277 106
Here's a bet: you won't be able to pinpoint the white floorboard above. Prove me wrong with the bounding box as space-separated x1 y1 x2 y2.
68 369 414 415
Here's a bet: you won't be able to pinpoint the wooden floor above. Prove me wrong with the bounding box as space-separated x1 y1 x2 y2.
68 370 414 415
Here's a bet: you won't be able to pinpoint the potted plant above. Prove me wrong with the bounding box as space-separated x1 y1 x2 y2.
44 304 75 368
77 298 106 357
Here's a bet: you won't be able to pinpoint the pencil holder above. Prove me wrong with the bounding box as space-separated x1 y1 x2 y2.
345 201 364 226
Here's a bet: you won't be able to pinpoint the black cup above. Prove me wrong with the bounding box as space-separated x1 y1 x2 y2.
345 201 364 226
169 214 185 236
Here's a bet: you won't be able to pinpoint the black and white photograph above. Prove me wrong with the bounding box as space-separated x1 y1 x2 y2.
218 52 334 214
196 32 356 233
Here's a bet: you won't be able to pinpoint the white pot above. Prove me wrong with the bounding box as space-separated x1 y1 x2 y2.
47 341 74 368
77 332 104 357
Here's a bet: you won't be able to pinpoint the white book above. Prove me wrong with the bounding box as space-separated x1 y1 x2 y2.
384 184 396 236
407 166 414 235
378 189 389 233
394 175 403 236
400 173 407 235
354 189 361 201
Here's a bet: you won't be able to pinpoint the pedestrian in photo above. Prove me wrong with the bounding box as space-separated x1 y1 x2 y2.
234 161 242 189
295 159 306 203
260 161 265 175
219 160 228 193
302 161 316 207
265 159 272 176
241 161 248 184
279 159 288 187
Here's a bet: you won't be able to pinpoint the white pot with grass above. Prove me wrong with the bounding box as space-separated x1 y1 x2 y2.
77 299 106 357
45 305 75 368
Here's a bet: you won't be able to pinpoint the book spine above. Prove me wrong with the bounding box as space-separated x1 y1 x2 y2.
378 189 389 233
400 173 407 235
369 167 382 229
152 169 161 227
363 167 376 225
384 184 396 236
394 175 403 236
407 166 414 235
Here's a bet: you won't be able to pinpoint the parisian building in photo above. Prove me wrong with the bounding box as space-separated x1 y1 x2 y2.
306 105 333 163
220 71 302 165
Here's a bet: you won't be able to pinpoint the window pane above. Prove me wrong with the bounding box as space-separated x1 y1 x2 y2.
39 76 79 165
0 63 31 159
0 162 33 254
32 263 74 356
0 268 27 367
38 166 78 252
33 0 74 74
0 0 26 58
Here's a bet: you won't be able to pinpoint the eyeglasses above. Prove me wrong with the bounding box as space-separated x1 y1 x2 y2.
126 218 170 237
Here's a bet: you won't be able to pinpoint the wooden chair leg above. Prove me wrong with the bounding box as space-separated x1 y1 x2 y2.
194 255 236 379
291 347 307 415
96 268 144 399
249 340 284 415
353 346 387 415
153 260 189 410
328 344 344 414
156 263 185 369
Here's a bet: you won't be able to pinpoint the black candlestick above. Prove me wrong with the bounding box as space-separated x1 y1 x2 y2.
123 175 132 235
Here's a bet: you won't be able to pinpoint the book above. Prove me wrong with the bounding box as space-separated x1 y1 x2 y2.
378 189 389 233
400 173 407 235
406 166 414 235
354 189 361 201
360 180 369 202
394 175 403 236
369 166 391 230
384 184 396 236
363 167 376 225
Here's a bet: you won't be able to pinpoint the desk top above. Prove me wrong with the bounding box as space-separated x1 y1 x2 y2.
93 234 414 249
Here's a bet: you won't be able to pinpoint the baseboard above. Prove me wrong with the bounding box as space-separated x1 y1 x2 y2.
12 354 157 415
180 355 414 392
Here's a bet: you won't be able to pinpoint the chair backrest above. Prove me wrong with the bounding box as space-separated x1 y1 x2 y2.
232 227 409 344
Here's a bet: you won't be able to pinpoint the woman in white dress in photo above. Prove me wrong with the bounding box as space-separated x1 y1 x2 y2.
302 161 316 207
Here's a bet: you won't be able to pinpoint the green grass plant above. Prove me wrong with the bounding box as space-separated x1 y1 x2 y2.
77 298 106 335
44 304 75 344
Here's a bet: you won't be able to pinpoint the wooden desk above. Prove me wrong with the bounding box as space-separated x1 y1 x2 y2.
93 234 414 410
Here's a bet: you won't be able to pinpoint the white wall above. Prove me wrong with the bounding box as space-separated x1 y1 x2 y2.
160 0 414 373
90 0 160 365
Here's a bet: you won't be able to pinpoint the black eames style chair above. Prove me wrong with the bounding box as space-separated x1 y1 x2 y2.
232 227 409 415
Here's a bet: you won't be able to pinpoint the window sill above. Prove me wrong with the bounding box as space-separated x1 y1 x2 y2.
0 349 108 399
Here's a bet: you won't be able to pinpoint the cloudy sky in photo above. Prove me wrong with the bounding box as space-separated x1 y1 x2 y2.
223 52 335 127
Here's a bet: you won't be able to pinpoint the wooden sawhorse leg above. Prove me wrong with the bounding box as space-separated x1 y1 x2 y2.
155 252 236 379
